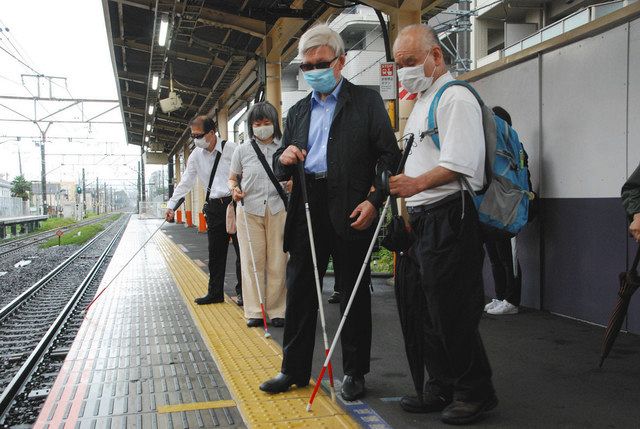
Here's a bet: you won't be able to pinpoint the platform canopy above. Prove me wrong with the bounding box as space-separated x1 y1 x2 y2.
102 0 451 156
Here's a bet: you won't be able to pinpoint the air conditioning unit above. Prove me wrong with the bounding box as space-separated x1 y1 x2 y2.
159 91 183 113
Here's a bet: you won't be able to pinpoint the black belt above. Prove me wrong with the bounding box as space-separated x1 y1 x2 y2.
407 192 464 215
305 171 327 181
210 196 232 205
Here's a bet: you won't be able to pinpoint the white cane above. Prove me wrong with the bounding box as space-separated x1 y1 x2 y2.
296 161 336 400
307 133 415 411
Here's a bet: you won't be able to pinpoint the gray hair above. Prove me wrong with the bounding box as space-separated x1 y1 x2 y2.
247 102 282 140
393 24 441 53
298 23 345 57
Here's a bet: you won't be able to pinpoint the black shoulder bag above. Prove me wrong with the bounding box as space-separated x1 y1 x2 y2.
249 139 289 209
202 140 226 214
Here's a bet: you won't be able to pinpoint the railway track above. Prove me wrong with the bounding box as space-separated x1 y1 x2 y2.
0 214 130 425
0 214 114 259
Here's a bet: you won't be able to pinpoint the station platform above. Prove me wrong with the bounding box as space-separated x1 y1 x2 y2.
34 216 640 428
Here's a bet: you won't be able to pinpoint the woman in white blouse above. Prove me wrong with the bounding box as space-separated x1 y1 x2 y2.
228 102 288 328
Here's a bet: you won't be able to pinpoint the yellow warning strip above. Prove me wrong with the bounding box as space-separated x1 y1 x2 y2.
157 400 237 414
155 232 359 428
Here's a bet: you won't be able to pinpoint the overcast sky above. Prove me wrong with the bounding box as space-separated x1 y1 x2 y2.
0 0 156 192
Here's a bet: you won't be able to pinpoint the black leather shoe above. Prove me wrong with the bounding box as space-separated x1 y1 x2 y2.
247 318 262 328
195 295 224 305
341 375 365 401
259 373 309 394
271 318 285 327
328 291 341 304
236 295 243 306
441 394 498 425
400 393 451 413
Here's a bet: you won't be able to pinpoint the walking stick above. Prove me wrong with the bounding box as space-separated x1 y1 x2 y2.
236 176 272 339
296 161 336 400
82 197 185 316
307 133 415 411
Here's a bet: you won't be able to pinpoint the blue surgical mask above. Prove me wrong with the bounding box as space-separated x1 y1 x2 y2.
303 68 338 94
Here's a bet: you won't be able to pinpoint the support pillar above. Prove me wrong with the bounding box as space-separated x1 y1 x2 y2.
265 60 282 122
174 153 184 224
217 108 229 141
183 143 193 227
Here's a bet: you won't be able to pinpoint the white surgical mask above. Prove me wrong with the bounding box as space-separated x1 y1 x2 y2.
397 50 436 94
193 136 209 149
253 124 274 141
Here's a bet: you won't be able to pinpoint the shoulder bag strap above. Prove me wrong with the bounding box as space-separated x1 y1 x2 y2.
249 139 288 207
205 140 226 201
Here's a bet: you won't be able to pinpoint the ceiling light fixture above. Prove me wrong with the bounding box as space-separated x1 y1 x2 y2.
148 104 154 115
158 14 169 47
151 73 159 90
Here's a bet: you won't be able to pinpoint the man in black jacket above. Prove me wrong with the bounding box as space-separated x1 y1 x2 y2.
259 24 400 401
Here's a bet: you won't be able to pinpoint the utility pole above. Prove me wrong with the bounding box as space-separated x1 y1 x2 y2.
17 139 23 176
103 182 107 213
96 177 100 215
82 168 86 218
39 123 52 215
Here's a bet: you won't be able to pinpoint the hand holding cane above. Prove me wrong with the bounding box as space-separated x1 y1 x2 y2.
296 160 336 400
236 176 272 339
82 197 185 316
306 134 415 411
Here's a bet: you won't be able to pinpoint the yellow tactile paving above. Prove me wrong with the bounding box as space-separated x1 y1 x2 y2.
155 232 360 428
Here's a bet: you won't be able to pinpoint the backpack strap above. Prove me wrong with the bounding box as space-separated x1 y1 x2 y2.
426 80 485 150
205 140 226 201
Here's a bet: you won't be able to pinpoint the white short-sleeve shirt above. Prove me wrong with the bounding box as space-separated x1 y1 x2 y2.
404 72 485 206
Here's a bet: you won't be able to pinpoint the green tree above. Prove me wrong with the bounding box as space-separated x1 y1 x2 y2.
10 175 32 201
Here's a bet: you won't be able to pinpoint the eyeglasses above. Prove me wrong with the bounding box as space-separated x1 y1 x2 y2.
299 56 338 72
190 132 206 139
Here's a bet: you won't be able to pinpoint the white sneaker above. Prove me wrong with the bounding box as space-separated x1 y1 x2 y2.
487 300 519 315
484 299 501 312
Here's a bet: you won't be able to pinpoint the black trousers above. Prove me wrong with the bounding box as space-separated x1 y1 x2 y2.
410 194 494 401
485 238 522 306
281 179 372 379
205 198 241 300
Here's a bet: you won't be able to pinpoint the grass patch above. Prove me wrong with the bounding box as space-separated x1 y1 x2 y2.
42 224 105 248
41 213 121 248
36 217 76 232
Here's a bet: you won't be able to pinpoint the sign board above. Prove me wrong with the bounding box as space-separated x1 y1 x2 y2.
55 229 64 237
379 62 396 100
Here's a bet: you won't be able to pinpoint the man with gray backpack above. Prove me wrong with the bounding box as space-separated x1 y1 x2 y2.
390 23 500 425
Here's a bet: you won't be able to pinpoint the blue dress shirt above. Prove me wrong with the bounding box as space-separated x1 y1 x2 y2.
304 78 344 174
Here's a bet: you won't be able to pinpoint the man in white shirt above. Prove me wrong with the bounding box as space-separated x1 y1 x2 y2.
166 116 242 305
389 24 496 425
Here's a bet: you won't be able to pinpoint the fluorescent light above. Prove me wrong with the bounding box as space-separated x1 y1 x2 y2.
158 15 169 47
151 73 159 90
145 136 149 143
146 123 151 131
148 104 154 115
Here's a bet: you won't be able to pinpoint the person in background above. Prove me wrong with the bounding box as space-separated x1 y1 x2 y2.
228 102 288 328
390 24 496 425
623 162 640 242
166 116 242 306
483 106 527 315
